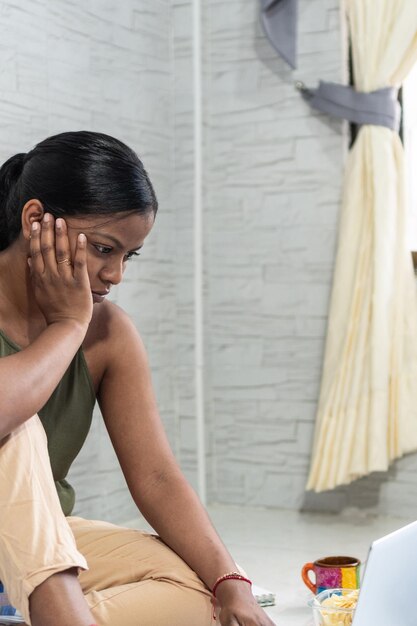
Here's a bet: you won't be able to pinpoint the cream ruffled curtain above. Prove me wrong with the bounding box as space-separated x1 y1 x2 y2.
307 0 417 491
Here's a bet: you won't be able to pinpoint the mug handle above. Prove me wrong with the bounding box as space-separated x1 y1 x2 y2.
301 562 316 593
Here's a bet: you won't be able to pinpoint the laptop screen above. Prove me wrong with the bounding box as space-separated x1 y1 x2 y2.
353 520 417 626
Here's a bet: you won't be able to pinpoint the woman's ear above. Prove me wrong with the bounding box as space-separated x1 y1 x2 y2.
21 199 45 241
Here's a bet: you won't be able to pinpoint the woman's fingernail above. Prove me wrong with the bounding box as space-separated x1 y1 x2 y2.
44 213 51 222
56 218 63 229
32 222 39 231
27 258 32 267
78 233 86 243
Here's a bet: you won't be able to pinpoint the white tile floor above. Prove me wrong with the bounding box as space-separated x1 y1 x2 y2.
126 504 414 625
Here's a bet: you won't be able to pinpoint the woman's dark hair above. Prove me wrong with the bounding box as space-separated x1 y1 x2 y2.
0 131 158 251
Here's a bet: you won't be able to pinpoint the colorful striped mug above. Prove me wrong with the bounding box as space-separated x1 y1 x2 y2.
301 556 360 594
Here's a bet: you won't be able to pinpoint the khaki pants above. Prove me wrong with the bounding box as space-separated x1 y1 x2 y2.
0 415 214 625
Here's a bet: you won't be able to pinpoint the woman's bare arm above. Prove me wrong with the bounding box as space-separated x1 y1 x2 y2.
0 320 89 436
0 215 92 438
99 308 276 626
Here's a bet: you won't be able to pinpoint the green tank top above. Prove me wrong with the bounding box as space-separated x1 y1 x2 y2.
0 329 96 516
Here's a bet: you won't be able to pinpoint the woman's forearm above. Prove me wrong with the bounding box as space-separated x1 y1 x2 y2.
133 465 272 625
0 320 88 438
133 467 237 590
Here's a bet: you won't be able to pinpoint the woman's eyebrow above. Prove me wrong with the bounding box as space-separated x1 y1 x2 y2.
88 231 142 251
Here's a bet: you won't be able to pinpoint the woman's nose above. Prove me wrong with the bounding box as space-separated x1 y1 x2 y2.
100 260 124 285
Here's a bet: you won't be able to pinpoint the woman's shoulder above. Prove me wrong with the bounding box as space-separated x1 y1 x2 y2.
87 299 141 348
83 300 142 389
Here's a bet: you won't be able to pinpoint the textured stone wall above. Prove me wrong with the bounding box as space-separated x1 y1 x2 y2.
0 0 177 522
171 0 199 490
201 0 417 519
203 0 346 509
3 0 417 522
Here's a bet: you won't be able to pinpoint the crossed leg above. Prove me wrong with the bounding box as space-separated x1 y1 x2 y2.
71 517 214 626
0 415 89 624
0 415 214 625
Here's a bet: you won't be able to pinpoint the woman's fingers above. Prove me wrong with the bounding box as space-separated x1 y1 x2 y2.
218 606 277 626
29 221 44 274
27 214 93 327
39 213 58 272
32 213 89 286
55 218 73 276
72 233 88 283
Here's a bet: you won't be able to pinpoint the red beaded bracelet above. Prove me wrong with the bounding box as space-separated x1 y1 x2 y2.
212 571 252 597
212 571 253 620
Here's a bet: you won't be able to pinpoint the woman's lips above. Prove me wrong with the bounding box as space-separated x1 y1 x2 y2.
92 291 108 303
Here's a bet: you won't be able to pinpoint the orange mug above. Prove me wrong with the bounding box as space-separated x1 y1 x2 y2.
301 556 360 594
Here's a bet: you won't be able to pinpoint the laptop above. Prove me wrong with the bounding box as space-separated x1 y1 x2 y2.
353 519 417 625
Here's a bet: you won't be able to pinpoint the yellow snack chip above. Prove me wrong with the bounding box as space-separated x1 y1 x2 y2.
317 589 359 626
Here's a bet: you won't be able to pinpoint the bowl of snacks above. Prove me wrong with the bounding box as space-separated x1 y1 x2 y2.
308 588 359 625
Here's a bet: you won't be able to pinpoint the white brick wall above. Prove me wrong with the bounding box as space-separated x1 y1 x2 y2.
3 0 417 522
172 0 199 490
203 0 346 508
0 0 177 522
201 0 417 519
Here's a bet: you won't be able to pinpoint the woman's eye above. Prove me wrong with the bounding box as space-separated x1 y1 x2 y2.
94 244 112 254
125 251 141 262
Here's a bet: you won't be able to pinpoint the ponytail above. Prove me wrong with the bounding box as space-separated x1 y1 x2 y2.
0 153 26 251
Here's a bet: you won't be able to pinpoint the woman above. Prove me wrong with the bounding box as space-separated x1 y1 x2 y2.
0 131 276 626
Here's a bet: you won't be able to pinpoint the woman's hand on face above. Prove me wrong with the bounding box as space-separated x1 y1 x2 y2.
28 213 93 328
215 582 277 626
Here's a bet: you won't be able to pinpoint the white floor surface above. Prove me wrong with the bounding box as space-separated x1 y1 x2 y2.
126 504 414 625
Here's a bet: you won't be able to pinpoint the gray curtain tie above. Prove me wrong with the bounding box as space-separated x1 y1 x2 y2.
260 0 298 70
297 81 401 131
